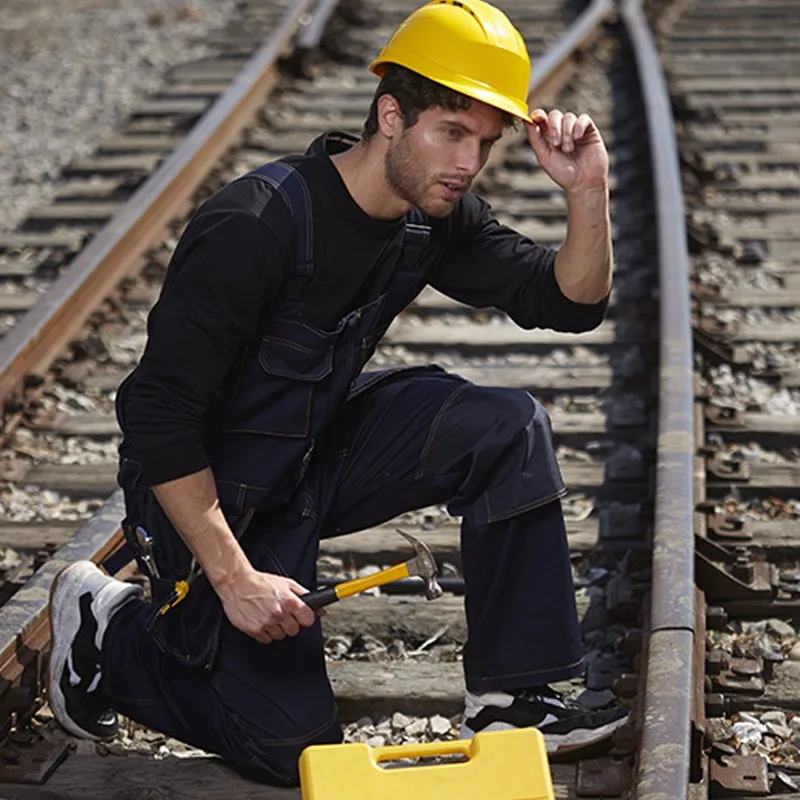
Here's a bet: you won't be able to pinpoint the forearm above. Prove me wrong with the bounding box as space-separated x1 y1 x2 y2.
152 468 253 593
554 185 613 304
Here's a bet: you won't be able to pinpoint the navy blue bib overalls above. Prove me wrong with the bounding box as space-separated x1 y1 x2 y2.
109 133 583 786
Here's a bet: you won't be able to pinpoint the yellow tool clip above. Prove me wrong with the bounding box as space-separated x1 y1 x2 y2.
159 580 190 615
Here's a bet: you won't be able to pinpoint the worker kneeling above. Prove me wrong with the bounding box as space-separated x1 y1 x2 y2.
47 0 625 786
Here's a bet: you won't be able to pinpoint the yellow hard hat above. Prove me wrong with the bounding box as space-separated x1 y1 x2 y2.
369 0 532 123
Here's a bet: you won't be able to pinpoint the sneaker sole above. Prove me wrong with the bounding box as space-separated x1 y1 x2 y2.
461 713 629 755
543 714 629 755
47 561 106 741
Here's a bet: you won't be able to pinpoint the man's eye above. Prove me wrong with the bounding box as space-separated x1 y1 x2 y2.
447 128 461 138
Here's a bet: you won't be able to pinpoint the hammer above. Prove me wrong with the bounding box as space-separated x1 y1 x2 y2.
300 530 443 611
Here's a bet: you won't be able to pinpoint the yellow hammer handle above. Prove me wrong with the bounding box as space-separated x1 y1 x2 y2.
336 561 410 599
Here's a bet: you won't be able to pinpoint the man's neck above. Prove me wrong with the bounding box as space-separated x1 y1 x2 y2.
330 141 409 221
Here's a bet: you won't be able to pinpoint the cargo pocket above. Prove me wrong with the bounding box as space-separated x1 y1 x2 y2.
223 321 337 438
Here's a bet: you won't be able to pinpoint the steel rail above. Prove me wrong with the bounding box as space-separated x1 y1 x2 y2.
0 0 317 408
0 0 620 775
620 1 696 798
527 0 615 106
0 0 319 751
296 0 342 53
479 0 614 183
0 492 127 739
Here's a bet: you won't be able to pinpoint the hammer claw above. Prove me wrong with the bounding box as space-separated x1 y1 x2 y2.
300 529 443 609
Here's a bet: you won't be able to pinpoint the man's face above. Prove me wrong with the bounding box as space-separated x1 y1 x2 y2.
384 100 504 218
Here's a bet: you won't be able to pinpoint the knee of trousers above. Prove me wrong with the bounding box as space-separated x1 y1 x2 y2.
230 715 343 787
423 385 566 527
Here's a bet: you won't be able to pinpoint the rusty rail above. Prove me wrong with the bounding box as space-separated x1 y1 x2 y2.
0 0 320 764
0 0 621 763
0 493 127 743
480 0 615 182
0 0 689 793
0 0 316 407
620 0 695 798
528 0 615 107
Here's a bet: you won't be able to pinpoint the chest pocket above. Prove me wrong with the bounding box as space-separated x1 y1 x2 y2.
225 319 340 438
220 152 431 439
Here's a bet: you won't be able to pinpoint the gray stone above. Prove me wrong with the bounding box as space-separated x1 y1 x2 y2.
429 715 452 737
772 770 799 793
738 712 764 727
405 718 428 736
707 718 734 742
760 710 788 727
0 0 237 232
765 722 792 740
732 721 765 745
577 688 616 710
788 642 800 662
391 713 412 731
767 619 796 638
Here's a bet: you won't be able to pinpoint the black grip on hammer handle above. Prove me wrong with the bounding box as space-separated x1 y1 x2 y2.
300 586 339 611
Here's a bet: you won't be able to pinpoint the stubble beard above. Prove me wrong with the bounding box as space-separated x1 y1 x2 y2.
385 134 453 218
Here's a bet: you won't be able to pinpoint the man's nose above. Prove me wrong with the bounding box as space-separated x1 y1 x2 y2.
455 140 481 177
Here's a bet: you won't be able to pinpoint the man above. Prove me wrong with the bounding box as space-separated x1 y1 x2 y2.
48 0 623 786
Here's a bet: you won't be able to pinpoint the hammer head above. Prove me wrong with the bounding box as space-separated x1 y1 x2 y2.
396 529 443 600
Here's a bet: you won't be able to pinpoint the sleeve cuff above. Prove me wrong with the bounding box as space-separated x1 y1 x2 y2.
137 437 210 487
545 266 610 332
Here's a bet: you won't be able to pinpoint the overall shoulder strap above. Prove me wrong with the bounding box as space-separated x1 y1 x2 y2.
349 208 432 310
246 161 314 304
402 207 431 269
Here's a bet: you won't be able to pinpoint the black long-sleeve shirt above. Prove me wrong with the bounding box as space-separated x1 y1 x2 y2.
118 137 609 486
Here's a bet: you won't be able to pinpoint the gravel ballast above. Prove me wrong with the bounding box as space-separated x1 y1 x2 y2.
0 0 237 230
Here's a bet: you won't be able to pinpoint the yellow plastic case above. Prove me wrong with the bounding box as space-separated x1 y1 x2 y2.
299 728 555 800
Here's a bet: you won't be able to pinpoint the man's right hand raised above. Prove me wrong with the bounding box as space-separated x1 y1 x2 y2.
216 566 318 644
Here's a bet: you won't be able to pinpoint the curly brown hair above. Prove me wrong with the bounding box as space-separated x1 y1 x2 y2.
362 64 517 139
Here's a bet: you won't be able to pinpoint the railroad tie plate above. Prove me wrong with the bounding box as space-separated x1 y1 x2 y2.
576 757 633 797
0 735 71 785
709 754 769 797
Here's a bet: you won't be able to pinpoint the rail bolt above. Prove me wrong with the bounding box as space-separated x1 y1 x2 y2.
705 693 726 718
706 650 730 675
730 556 754 584
761 651 783 682
706 606 728 629
618 629 643 655
611 722 638 754
613 673 639 699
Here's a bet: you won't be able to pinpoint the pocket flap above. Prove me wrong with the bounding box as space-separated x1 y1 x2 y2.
258 325 335 382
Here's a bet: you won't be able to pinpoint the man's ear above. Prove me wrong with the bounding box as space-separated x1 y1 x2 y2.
376 94 405 139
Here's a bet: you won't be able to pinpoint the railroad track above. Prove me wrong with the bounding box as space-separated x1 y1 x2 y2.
0 0 798 796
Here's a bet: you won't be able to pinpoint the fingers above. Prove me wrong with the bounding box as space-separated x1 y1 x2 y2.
251 628 274 645
529 109 596 151
574 113 593 141
561 112 577 152
288 579 321 628
227 574 323 645
257 614 299 644
260 584 317 644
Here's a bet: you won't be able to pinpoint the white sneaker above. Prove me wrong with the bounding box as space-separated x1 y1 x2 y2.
461 685 628 755
47 561 141 740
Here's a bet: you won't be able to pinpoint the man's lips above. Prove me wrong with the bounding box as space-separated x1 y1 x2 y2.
439 180 469 199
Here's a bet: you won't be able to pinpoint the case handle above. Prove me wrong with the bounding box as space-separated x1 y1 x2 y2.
371 739 471 765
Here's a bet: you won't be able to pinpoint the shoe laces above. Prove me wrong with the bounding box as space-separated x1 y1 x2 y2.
516 685 581 711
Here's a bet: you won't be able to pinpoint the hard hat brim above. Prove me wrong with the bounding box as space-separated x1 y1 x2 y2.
370 59 533 124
